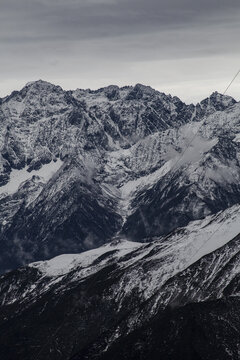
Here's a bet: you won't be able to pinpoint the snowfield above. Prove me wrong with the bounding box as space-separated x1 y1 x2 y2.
0 158 63 195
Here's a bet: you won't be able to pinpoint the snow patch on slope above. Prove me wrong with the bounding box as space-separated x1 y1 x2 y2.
184 206 240 265
0 159 63 195
153 204 240 273
29 240 142 277
175 122 218 168
233 133 240 143
120 159 172 199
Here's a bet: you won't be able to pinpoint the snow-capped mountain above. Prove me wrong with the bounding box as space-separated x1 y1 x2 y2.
0 80 239 273
1 80 240 359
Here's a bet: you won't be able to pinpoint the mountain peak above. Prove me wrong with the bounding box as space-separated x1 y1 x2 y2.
199 91 236 112
134 83 158 94
126 83 159 100
209 91 235 101
24 79 63 92
6 79 65 102
26 79 51 86
103 85 120 100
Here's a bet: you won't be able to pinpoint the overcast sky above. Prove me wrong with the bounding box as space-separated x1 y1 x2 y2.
1 0 240 103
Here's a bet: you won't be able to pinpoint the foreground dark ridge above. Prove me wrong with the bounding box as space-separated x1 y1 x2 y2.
0 80 239 273
1 205 240 359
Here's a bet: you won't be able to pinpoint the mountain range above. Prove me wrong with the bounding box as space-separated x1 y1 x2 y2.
0 80 240 359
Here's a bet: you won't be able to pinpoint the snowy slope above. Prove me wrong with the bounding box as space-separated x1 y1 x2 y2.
0 203 240 359
1 203 239 308
29 240 142 277
0 158 63 195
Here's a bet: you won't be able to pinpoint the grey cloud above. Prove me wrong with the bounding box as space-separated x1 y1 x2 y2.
1 0 240 41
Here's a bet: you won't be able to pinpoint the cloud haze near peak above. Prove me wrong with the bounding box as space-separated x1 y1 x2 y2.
0 0 240 103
